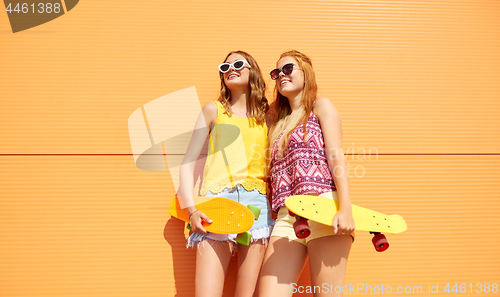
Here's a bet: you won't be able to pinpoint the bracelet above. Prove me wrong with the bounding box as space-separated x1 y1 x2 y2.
189 209 199 221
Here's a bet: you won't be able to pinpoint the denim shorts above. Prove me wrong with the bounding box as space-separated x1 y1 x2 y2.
187 184 275 247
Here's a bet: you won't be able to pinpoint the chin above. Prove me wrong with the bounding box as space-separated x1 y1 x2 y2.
278 87 294 96
226 80 248 88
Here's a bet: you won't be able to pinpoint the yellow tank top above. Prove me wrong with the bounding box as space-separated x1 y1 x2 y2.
200 101 268 195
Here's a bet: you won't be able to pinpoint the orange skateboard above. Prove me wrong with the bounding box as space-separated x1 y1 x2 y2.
168 196 260 245
285 195 407 252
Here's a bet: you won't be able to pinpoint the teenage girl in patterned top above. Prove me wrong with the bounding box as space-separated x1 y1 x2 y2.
259 50 355 297
179 50 274 297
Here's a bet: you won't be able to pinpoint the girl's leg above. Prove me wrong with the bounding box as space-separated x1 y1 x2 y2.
234 186 274 296
258 236 308 297
234 241 267 297
195 239 235 297
307 235 352 297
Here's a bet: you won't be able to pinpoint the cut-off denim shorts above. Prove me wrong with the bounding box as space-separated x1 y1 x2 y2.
187 184 275 248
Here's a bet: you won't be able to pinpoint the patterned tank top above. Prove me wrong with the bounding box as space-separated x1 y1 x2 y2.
270 111 336 212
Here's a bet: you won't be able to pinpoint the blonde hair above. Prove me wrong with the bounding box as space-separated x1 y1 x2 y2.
219 50 268 124
268 50 318 158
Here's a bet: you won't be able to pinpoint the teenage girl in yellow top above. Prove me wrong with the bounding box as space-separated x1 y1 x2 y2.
179 50 274 297
259 50 355 297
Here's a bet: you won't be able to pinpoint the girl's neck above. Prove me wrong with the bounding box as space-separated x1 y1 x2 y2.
287 90 303 113
230 88 250 111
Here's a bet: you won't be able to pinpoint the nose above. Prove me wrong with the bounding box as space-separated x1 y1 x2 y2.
229 65 237 72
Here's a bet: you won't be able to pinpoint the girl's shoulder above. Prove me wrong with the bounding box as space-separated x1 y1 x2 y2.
201 101 219 124
203 101 219 112
312 97 340 121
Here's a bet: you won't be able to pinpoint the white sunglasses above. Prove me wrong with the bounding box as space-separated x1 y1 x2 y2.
218 59 251 73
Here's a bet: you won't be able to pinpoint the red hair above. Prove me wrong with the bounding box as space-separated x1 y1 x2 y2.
269 50 318 154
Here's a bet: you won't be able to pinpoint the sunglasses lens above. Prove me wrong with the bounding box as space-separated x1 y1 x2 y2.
283 64 294 75
219 63 230 73
270 69 279 80
233 61 245 70
270 64 295 80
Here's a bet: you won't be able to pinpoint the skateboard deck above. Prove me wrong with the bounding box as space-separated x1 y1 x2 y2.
285 195 407 234
168 196 254 234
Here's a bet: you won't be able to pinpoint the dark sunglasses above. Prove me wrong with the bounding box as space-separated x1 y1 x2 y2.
218 60 251 73
270 63 295 80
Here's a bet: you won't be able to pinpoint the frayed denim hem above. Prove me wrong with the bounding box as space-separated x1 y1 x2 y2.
186 221 275 248
186 232 237 249
248 221 275 246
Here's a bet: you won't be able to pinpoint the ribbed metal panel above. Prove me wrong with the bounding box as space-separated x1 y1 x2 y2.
1 1 499 297
1 156 499 296
1 0 499 154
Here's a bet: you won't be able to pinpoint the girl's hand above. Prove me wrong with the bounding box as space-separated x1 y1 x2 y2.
189 210 213 234
332 208 355 235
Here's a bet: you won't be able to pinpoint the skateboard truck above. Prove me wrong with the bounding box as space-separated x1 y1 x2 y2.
235 205 261 245
289 210 311 239
293 216 311 239
370 232 389 252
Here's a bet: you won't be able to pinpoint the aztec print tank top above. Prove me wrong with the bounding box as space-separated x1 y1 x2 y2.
270 111 336 212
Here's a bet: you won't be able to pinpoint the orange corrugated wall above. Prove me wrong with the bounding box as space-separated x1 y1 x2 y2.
1 1 499 296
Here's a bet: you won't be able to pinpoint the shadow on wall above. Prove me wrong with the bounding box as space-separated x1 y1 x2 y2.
130 87 245 296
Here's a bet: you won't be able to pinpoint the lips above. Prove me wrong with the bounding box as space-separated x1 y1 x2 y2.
280 79 290 85
227 73 239 80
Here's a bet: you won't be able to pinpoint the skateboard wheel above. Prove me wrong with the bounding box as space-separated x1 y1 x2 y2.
186 223 192 231
293 219 311 239
288 210 295 217
236 231 252 246
247 205 261 220
372 233 389 252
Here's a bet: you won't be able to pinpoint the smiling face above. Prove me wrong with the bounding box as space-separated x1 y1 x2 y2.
222 53 251 91
276 56 304 97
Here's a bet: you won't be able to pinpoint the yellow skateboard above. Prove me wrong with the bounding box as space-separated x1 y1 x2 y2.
285 195 407 252
168 196 261 245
